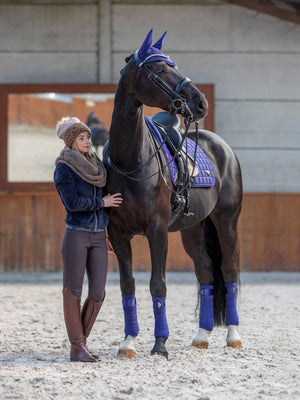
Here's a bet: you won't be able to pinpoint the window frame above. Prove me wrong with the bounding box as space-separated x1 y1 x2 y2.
0 83 214 193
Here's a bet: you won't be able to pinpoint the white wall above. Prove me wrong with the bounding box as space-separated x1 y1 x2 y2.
0 0 299 192
111 3 300 193
0 2 99 82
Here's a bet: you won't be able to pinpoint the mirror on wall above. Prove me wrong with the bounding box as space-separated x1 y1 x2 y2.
8 92 115 182
0 83 213 191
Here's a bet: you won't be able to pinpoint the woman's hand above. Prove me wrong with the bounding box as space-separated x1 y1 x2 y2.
103 193 123 208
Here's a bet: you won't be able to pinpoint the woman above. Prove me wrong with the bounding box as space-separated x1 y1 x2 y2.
54 117 122 363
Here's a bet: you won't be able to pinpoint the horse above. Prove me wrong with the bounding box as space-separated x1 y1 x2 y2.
103 29 242 359
86 111 109 156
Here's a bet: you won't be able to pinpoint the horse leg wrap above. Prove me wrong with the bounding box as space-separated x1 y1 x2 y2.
225 283 239 326
122 295 139 337
152 297 169 338
199 285 214 332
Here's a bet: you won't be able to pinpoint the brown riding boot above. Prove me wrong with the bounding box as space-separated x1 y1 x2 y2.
62 288 97 363
81 293 105 360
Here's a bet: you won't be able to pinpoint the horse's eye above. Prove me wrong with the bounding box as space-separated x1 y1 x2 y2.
157 67 165 74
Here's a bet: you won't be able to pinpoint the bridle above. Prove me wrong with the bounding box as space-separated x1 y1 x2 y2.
135 51 193 121
107 54 196 183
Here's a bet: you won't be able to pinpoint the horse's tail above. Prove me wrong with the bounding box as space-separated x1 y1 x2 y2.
203 216 226 326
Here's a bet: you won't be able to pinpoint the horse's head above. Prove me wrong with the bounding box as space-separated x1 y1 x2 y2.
121 29 208 122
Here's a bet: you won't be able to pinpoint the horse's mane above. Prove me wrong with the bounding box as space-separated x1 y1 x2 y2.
119 54 134 76
125 54 134 63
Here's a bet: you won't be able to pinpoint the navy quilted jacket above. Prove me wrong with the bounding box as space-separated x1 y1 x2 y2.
54 163 108 232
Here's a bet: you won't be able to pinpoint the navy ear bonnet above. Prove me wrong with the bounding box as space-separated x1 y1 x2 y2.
134 29 176 67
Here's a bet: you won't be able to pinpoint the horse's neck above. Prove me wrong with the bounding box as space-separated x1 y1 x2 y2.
109 91 149 167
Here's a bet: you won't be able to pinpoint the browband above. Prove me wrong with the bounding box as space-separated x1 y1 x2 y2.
134 49 172 67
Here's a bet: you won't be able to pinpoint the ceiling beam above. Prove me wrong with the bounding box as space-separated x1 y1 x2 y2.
224 0 300 24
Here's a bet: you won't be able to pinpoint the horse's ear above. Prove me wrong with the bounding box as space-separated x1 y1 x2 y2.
153 31 167 50
139 28 153 54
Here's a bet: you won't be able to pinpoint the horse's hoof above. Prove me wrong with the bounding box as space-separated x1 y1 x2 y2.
192 340 208 349
151 350 168 360
192 328 210 349
227 340 242 349
151 337 168 360
117 349 136 358
118 335 136 358
226 325 242 349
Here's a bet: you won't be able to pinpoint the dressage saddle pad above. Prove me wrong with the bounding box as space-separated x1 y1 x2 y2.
145 115 215 188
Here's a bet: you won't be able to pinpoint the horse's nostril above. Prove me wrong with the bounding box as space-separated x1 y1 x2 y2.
198 97 208 113
198 100 205 111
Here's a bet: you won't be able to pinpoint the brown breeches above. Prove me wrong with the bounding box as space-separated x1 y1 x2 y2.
61 228 107 301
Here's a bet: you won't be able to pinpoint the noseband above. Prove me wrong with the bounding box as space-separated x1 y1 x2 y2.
138 59 193 121
145 67 192 119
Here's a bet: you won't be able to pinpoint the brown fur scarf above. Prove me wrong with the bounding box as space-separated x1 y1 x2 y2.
55 147 107 188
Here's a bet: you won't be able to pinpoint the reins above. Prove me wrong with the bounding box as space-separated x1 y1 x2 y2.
107 110 180 180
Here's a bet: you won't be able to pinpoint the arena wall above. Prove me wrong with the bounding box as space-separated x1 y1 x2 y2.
0 0 299 272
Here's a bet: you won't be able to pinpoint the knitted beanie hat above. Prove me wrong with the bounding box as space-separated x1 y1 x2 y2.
56 117 91 148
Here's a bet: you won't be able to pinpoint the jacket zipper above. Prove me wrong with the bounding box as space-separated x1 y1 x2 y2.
94 186 97 232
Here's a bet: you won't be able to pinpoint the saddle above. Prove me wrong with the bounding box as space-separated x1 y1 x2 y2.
151 112 182 150
151 112 199 178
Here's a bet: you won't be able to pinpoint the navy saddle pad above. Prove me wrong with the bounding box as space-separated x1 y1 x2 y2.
145 115 215 188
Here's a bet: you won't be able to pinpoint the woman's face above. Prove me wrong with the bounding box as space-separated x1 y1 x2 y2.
75 131 91 154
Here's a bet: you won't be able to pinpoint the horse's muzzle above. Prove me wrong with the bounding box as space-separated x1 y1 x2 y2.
194 94 208 121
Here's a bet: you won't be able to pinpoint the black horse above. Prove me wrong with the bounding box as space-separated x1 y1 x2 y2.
103 30 242 359
86 111 109 155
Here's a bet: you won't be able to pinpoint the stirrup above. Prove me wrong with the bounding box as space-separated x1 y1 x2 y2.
184 210 194 216
171 193 186 214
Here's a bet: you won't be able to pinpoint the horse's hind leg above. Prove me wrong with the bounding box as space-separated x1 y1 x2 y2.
210 209 242 349
180 222 215 349
108 230 138 358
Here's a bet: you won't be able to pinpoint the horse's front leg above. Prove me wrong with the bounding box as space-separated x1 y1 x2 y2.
146 224 169 359
109 228 138 358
